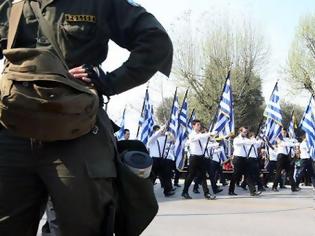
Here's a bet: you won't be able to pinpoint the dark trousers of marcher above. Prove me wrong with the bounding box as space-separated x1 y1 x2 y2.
151 158 173 194
217 164 227 185
172 160 181 185
193 158 218 193
247 158 264 190
183 155 209 195
264 160 283 188
229 156 256 194
209 160 222 191
295 159 315 188
272 154 297 190
0 124 117 236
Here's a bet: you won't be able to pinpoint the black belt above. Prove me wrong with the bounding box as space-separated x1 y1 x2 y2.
190 154 204 158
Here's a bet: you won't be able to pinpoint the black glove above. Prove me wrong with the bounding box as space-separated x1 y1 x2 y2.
82 64 115 96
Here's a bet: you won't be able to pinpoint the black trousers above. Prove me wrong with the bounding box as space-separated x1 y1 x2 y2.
295 159 315 188
265 160 283 187
183 155 209 194
172 160 181 185
272 154 296 190
151 157 173 194
247 158 264 190
194 159 219 192
0 125 117 236
229 156 256 194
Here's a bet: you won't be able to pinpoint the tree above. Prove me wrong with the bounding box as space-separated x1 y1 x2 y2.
171 12 268 131
287 14 315 95
155 97 173 125
280 101 304 128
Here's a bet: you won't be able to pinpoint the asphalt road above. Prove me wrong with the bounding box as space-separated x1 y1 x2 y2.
37 181 314 236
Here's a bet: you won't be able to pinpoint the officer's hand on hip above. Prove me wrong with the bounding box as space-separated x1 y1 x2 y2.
68 66 91 83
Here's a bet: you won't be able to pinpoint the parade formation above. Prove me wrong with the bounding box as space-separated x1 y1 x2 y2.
117 76 315 202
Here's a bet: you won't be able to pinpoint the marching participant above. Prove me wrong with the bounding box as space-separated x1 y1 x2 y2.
228 127 261 196
272 128 300 192
247 132 265 192
147 125 175 197
208 139 227 194
295 134 315 189
181 120 216 200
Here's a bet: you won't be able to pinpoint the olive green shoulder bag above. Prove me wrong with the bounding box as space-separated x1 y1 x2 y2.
0 0 99 141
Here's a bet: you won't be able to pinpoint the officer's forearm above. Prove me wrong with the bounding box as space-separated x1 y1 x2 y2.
107 29 173 95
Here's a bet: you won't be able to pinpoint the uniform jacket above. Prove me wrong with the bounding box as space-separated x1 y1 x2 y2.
0 0 173 95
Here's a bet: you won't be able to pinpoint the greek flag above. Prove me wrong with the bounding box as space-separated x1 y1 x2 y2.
212 74 235 137
116 108 126 140
263 83 283 144
300 96 315 159
168 90 179 138
174 91 189 169
288 111 298 139
139 89 154 145
187 109 196 134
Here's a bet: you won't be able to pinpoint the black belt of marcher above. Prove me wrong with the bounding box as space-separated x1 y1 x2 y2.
235 155 247 158
190 154 204 158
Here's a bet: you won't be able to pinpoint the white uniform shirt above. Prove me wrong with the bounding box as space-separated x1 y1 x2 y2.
147 130 166 158
164 141 175 161
205 141 219 158
248 139 263 158
277 137 298 155
188 131 212 156
212 146 227 163
300 140 310 160
233 135 252 157
268 146 278 161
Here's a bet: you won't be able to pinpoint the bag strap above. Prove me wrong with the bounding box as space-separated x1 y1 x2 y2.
30 1 69 70
7 0 25 50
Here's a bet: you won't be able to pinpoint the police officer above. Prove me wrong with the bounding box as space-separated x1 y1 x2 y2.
0 0 173 235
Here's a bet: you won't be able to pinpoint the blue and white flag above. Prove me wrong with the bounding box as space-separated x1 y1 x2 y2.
212 73 235 137
168 90 179 138
263 83 283 144
116 108 126 140
139 89 155 145
187 109 196 134
300 96 315 159
288 111 298 139
174 91 189 169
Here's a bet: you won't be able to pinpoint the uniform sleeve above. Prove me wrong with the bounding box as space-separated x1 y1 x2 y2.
147 130 162 146
189 133 211 142
106 0 173 95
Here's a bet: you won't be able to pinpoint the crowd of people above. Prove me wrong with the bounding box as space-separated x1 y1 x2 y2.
146 120 315 200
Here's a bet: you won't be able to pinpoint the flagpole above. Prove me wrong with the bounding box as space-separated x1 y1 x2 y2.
203 71 231 155
164 89 189 159
161 88 178 158
188 108 195 126
136 87 149 138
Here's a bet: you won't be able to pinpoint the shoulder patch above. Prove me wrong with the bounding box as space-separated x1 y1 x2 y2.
126 0 140 7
